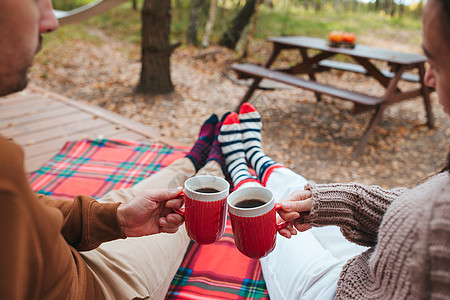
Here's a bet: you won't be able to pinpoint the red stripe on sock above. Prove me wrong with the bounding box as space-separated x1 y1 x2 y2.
239 102 257 114
233 178 261 191
262 165 286 186
223 112 240 125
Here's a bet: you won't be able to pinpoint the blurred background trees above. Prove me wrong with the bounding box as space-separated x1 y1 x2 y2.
51 0 425 96
52 0 426 48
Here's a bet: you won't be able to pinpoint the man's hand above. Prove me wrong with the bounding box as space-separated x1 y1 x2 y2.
278 190 313 238
116 187 185 237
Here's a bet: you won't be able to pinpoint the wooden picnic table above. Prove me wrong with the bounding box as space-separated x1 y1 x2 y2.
232 36 434 160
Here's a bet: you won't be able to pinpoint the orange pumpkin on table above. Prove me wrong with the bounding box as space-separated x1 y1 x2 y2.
343 32 356 43
328 31 356 48
328 30 344 43
342 32 356 48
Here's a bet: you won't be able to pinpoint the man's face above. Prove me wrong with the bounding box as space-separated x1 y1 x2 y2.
0 0 58 97
423 0 450 115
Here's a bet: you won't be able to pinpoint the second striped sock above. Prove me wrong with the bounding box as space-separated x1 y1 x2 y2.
239 103 283 184
218 112 258 189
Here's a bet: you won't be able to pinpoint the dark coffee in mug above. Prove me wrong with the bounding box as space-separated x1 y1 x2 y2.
235 199 266 208
195 187 220 193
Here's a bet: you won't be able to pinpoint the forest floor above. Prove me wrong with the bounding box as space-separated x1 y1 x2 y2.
29 27 450 189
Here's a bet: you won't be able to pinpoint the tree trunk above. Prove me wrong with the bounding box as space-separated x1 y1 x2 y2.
414 0 424 17
314 0 321 12
383 0 390 13
187 0 204 46
263 0 273 8
374 0 381 11
173 0 182 9
202 0 218 48
334 0 340 12
351 0 358 12
136 0 174 95
218 0 258 50
303 0 309 10
280 0 291 35
399 2 405 17
390 0 396 16
342 0 349 12
241 0 261 58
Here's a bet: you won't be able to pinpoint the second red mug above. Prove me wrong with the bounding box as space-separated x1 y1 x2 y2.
228 186 288 259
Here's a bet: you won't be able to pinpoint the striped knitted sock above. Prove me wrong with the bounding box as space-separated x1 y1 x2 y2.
186 114 218 171
218 112 258 190
205 112 230 173
239 102 283 185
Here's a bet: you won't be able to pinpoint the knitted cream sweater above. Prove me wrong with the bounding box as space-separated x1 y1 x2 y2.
306 172 450 299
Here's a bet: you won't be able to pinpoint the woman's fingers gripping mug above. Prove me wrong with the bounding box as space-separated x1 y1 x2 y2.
174 175 230 245
227 186 288 259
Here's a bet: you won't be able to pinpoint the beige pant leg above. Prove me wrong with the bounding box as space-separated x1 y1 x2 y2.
81 158 198 300
194 160 224 178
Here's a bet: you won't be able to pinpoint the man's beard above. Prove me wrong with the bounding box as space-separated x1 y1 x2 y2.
36 35 43 55
0 35 42 97
0 69 29 97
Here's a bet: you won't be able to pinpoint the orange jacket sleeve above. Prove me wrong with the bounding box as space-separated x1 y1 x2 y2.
38 194 126 251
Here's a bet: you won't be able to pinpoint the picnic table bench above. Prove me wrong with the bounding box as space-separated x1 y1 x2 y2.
231 36 434 160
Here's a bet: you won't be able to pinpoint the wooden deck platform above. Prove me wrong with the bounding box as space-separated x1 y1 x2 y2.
0 85 184 173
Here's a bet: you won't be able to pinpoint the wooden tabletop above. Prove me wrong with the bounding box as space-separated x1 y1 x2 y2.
0 85 184 173
266 36 426 65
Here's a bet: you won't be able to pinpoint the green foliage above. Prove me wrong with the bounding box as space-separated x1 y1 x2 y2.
84 3 142 44
48 0 423 50
52 0 93 10
253 5 421 40
42 22 101 48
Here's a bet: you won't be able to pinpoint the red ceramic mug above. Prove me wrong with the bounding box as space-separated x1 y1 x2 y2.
228 186 288 259
174 175 230 245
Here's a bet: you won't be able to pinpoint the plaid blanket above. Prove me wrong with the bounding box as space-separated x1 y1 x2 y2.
28 139 270 299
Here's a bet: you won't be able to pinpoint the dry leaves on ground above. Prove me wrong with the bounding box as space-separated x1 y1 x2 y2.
30 29 450 189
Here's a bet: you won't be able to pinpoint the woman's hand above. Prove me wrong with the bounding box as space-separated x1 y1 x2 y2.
116 187 185 237
278 190 313 238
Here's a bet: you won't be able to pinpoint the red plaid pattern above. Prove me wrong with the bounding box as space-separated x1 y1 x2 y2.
28 139 270 299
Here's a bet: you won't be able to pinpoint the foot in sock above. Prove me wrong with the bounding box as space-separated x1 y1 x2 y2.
218 112 258 189
239 102 283 184
206 112 230 173
186 114 218 171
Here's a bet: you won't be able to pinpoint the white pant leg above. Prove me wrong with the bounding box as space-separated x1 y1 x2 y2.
261 168 367 300
309 226 369 263
261 230 347 300
239 181 264 189
265 167 308 202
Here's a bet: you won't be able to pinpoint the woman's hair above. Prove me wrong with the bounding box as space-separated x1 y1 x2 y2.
436 0 450 173
442 151 450 173
440 0 450 41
